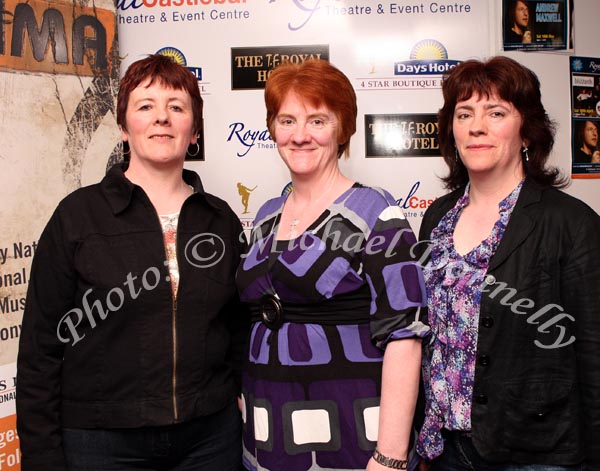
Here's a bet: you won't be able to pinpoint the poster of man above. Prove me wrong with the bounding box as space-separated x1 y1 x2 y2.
573 120 600 164
503 0 569 50
571 56 600 178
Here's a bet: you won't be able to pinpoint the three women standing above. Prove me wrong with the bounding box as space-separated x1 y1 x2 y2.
17 51 599 471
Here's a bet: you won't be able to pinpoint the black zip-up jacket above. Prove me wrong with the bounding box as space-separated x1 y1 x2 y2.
419 179 600 469
16 164 249 471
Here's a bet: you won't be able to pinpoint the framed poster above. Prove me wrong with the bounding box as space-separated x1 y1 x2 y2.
570 56 600 178
503 0 570 51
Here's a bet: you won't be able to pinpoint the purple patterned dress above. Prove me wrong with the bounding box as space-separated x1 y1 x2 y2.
237 184 429 471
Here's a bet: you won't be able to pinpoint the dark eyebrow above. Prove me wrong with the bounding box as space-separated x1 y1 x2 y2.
483 103 509 110
455 104 473 112
455 103 509 112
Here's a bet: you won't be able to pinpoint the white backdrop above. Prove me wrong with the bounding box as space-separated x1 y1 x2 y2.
117 0 599 234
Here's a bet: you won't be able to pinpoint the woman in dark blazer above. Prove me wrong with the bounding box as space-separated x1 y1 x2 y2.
417 56 600 470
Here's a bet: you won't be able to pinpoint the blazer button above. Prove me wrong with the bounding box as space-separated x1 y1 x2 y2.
478 355 490 366
484 274 496 285
482 317 494 328
475 394 488 404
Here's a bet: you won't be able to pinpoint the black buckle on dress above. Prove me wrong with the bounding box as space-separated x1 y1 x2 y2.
259 294 284 329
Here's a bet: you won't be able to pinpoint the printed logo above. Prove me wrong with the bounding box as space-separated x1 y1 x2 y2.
395 181 437 214
237 182 257 215
267 0 324 32
571 58 583 72
226 122 274 157
365 114 440 157
117 0 248 11
357 40 458 91
394 39 460 77
156 47 203 82
231 45 329 90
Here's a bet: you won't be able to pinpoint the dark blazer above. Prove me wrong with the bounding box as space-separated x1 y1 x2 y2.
419 179 600 469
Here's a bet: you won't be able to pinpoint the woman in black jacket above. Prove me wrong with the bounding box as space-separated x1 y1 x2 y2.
16 54 249 471
417 56 600 470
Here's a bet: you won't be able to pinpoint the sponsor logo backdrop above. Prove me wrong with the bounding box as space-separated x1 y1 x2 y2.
118 0 493 233
117 0 599 233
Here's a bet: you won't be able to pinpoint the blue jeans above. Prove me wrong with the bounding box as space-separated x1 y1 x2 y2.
63 402 242 471
429 431 586 471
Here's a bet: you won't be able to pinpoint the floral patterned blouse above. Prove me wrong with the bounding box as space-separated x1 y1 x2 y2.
159 212 181 297
417 181 524 460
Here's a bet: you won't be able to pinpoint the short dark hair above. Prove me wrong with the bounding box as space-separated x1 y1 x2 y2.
437 55 566 189
117 54 203 136
264 59 357 158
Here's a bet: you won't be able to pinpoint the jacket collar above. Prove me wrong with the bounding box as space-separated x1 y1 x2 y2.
101 162 217 215
488 179 543 271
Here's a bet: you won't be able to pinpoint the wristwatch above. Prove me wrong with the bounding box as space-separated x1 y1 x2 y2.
372 449 408 469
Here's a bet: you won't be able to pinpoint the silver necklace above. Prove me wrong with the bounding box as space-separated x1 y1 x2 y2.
286 184 337 238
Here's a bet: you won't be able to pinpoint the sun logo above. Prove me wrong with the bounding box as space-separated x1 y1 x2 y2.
409 40 448 61
156 47 187 66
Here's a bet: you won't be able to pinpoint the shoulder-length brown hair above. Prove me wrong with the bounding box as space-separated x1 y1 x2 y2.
117 54 203 136
264 59 357 158
438 55 566 190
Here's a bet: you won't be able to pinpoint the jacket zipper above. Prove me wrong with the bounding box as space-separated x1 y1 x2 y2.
172 293 178 422
150 188 192 423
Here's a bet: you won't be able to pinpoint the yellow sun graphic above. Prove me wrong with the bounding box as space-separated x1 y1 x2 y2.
156 47 187 67
409 40 448 61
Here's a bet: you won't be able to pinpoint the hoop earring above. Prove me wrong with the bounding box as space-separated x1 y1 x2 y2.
522 146 530 162
187 142 200 157
122 142 130 156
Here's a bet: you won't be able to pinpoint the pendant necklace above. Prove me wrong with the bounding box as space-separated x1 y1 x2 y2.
289 217 301 236
286 184 337 238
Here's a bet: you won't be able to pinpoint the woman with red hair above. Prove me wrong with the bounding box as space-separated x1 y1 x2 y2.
237 59 429 471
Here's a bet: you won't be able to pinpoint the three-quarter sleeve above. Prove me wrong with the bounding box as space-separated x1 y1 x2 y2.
361 198 429 349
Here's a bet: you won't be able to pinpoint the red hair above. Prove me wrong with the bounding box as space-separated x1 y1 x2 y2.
264 59 357 158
